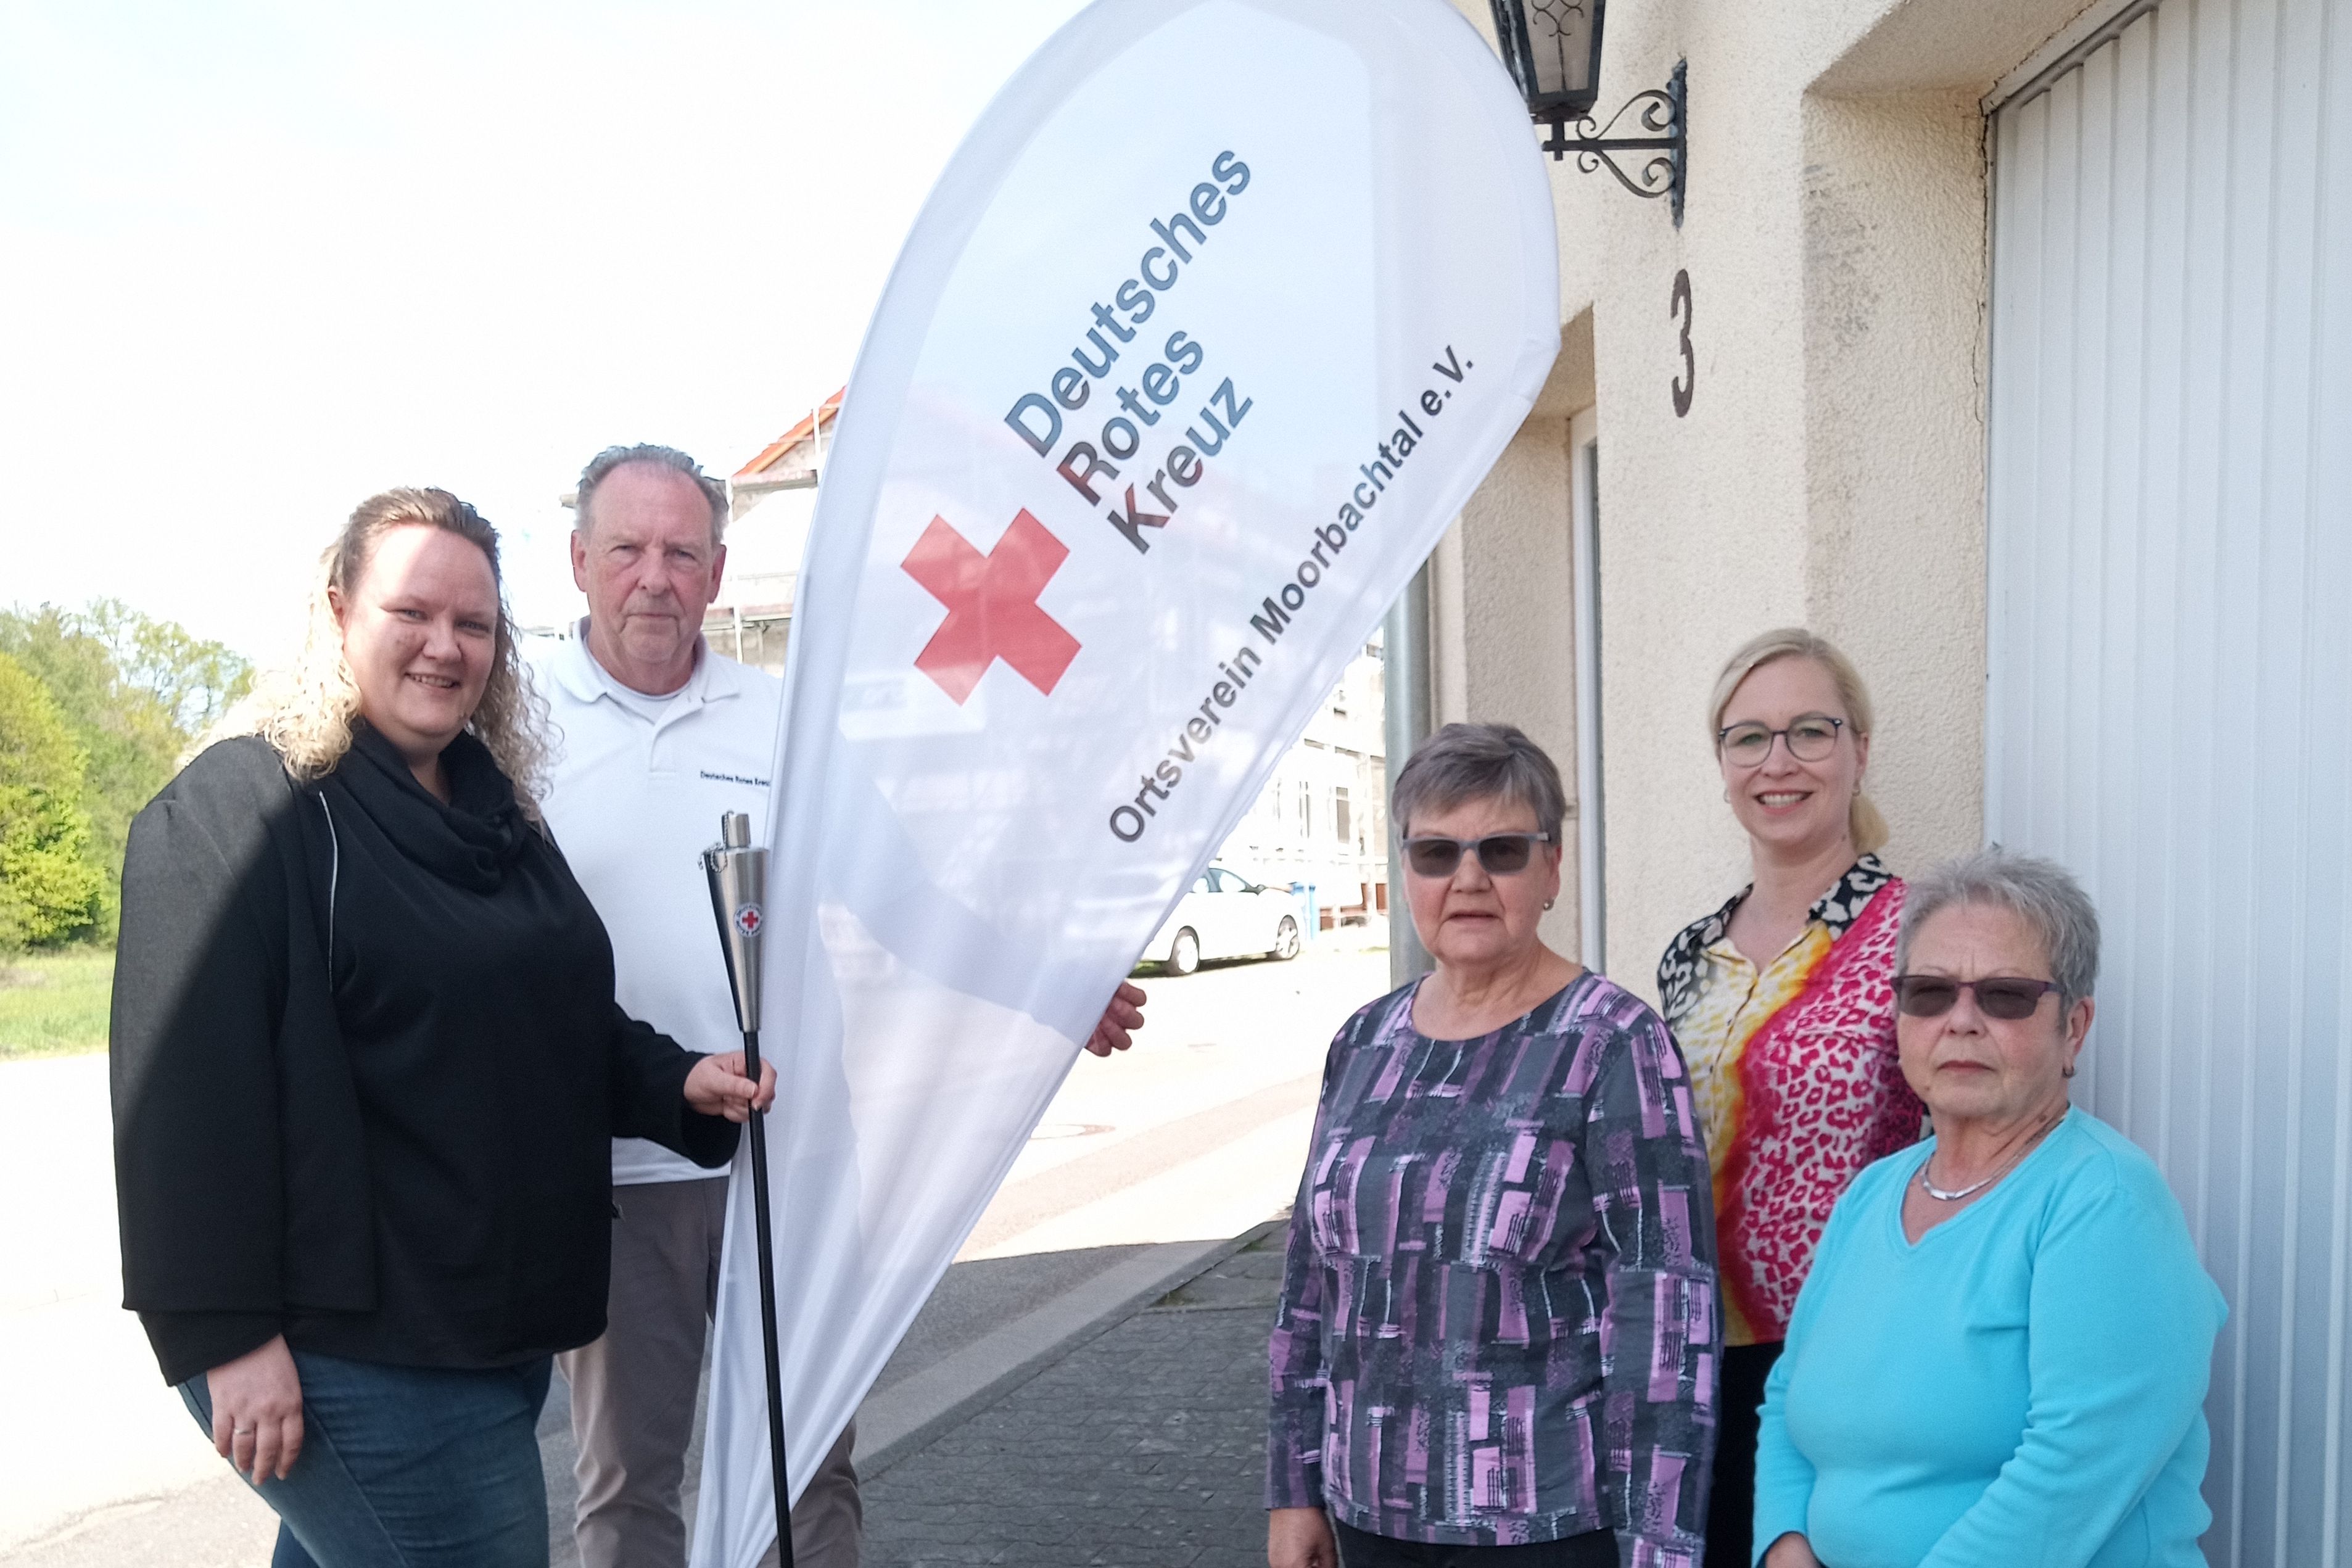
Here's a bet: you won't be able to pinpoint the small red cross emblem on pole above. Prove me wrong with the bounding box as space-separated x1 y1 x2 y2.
901 509 1082 704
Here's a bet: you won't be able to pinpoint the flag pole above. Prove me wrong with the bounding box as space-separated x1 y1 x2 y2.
703 811 795 1567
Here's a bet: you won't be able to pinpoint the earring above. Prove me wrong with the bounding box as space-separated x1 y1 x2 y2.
1543 898 1555 910
2062 1063 2077 1079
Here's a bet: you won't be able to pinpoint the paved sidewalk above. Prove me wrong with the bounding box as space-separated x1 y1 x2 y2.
0 949 1356 1567
859 1221 1286 1568
3 1221 1289 1568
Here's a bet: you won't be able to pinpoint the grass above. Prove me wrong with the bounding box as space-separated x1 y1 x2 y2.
0 947 113 1059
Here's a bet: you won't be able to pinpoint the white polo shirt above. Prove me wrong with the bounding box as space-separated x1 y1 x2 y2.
534 625 782 1186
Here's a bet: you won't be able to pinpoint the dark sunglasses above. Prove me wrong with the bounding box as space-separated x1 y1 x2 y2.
1892 974 2062 1021
1401 832 1551 878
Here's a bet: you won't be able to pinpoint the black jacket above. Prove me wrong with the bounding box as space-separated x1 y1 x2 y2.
111 726 739 1385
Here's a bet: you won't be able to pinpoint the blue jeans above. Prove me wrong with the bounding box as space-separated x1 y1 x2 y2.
179 1348 553 1568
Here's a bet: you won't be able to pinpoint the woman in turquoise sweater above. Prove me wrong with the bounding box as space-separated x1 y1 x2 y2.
1752 848 2224 1568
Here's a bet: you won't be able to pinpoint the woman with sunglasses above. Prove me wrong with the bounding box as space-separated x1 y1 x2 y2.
1268 723 1718 1568
1753 848 2222 1568
1654 629 1925 1568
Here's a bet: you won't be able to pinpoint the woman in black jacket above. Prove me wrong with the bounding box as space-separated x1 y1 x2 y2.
110 487 773 1568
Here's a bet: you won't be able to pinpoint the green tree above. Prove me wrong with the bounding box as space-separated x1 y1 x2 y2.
0 602 252 938
0 653 107 951
76 599 255 736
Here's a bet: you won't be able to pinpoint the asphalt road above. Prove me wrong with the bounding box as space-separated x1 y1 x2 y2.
0 943 1390 1567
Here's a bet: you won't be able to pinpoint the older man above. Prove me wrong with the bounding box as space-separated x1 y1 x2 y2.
538 444 1145 1568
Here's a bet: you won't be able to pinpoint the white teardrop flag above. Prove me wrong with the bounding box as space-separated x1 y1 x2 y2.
693 1 1559 1559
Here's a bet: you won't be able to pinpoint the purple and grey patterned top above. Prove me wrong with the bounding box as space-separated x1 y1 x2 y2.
1266 973 1720 1564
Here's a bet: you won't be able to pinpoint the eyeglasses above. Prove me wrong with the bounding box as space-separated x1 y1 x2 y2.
1401 832 1551 878
1892 975 2063 1021
1718 714 1846 767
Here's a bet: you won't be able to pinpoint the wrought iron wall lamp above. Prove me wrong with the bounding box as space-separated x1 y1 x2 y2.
1487 1 1686 225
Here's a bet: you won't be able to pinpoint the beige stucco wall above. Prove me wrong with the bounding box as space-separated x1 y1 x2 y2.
1437 0 2100 1000
1427 316 1596 958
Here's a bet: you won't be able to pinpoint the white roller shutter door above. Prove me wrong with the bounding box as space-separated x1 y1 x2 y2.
1986 0 2352 1561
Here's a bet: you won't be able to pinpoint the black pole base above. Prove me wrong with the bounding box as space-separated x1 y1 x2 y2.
742 1030 795 1568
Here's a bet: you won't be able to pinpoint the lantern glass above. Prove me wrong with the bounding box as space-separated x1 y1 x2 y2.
1490 0 1605 121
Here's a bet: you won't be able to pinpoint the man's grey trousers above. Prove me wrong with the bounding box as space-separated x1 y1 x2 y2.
558 1175 861 1568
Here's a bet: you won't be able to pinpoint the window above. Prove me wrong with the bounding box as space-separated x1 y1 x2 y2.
1296 781 1313 838
1334 786 1351 844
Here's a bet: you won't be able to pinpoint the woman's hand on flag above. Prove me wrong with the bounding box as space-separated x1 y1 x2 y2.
686 1051 778 1121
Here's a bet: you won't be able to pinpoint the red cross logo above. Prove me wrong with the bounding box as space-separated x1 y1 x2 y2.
901 509 1081 705
733 904 763 938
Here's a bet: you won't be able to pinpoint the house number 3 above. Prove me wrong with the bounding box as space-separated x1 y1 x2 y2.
1670 269 1695 417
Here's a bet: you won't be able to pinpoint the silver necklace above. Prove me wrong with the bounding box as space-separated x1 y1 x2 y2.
1918 1110 2066 1202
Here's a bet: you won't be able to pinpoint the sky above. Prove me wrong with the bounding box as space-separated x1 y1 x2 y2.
0 0 1094 662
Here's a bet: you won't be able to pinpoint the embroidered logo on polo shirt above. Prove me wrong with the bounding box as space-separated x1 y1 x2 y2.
699 770 772 788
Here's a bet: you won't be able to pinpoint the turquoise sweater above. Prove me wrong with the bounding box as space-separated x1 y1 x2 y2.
1752 1109 2225 1568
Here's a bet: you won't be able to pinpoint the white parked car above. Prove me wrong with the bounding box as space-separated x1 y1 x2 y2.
1142 864 1305 976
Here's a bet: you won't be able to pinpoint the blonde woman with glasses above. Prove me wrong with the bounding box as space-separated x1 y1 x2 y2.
1654 630 1926 1568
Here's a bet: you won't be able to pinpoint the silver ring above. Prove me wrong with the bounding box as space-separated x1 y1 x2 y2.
233 1425 255 1437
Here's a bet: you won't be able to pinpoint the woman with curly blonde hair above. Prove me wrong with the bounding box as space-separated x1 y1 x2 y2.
247 487 548 811
111 487 775 1568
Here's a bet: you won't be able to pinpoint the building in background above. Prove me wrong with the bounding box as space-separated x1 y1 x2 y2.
1424 1 2347 1559
1219 637 1389 936
720 395 1393 939
713 390 840 673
